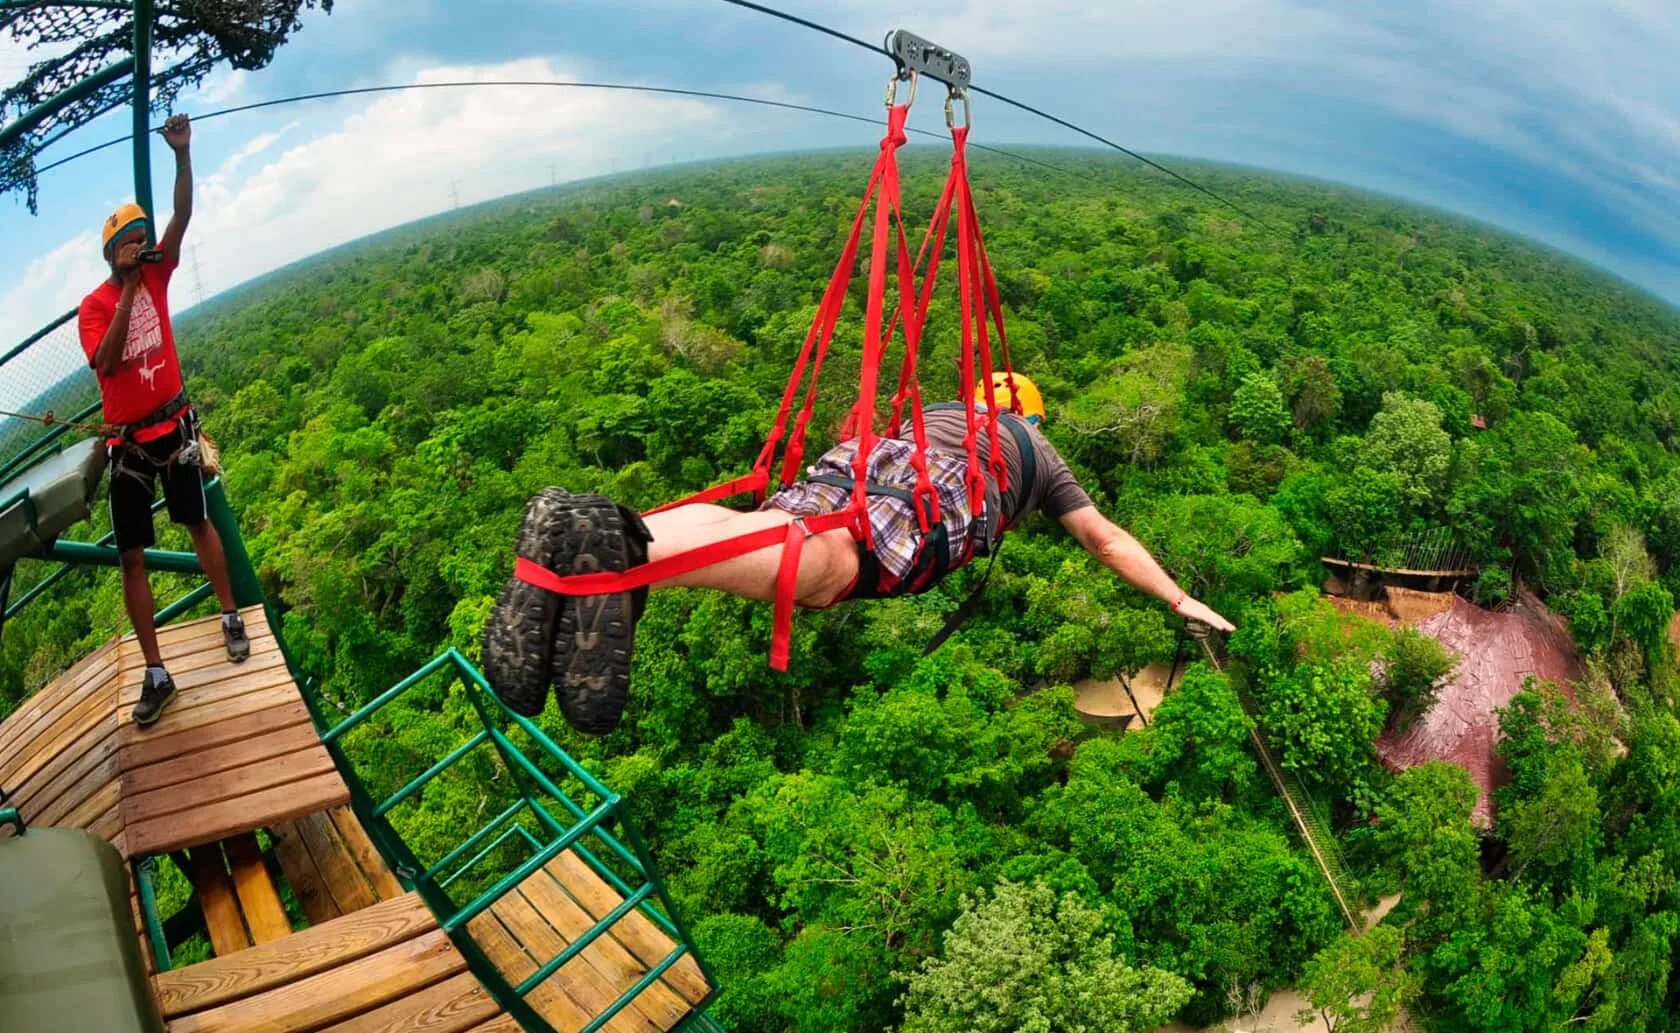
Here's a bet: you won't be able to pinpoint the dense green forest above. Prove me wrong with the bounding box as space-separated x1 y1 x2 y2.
6 146 1680 1031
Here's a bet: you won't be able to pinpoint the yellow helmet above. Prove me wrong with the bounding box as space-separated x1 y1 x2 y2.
978 371 1046 423
101 202 149 255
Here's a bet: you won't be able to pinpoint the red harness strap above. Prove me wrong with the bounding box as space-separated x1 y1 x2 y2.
518 104 919 671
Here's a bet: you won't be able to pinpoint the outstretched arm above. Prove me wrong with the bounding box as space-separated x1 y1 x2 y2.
158 114 192 264
1059 505 1235 631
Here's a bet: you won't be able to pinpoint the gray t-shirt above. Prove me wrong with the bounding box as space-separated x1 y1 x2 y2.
920 406 1093 538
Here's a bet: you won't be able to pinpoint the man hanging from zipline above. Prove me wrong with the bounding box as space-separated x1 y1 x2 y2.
77 113 249 727
483 82 1231 735
484 374 1233 734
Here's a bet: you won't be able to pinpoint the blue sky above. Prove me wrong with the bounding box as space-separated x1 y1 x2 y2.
3 0 1679 358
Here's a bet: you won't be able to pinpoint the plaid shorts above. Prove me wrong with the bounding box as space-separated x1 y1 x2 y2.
764 437 975 579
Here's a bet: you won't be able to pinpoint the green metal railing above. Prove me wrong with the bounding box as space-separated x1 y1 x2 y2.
317 648 722 1033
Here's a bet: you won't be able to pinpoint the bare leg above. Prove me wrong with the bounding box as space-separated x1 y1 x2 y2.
642 503 858 607
185 519 238 611
120 549 163 666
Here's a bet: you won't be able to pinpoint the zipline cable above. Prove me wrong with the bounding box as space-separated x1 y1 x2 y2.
713 0 1278 230
25 79 1081 181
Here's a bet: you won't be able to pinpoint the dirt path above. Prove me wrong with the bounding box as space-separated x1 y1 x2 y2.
1072 660 1179 725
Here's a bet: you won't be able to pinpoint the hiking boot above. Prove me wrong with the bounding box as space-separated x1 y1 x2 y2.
551 500 650 736
223 612 251 663
132 668 177 726
485 488 579 718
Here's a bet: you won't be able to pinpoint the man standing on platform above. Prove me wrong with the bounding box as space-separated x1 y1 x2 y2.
77 113 248 727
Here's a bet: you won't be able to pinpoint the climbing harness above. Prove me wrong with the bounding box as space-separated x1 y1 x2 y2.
516 47 1031 671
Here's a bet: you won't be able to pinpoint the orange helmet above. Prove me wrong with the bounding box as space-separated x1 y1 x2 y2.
101 202 149 255
977 371 1046 423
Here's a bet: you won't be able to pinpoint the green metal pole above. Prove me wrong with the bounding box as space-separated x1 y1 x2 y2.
132 0 154 224
203 478 264 607
46 539 202 575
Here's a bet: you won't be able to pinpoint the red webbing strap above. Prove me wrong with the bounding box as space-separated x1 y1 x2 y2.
891 211 940 532
775 178 880 488
644 106 917 517
887 171 958 436
947 127 989 523
516 507 862 672
884 171 958 531
644 471 769 516
950 126 1008 500
514 522 798 595
841 103 913 553
780 105 912 494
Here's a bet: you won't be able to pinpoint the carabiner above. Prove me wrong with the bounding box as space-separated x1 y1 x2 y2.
945 88 971 130
885 69 919 110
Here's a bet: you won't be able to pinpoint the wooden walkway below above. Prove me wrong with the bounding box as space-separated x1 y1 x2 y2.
0 605 348 859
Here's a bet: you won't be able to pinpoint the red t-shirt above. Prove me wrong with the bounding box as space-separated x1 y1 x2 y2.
79 254 184 442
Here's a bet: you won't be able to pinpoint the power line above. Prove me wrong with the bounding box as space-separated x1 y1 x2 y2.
24 78 1080 183
711 0 1276 230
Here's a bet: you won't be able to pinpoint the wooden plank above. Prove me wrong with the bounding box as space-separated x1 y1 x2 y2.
0 660 118 790
148 606 269 651
9 710 116 805
54 775 122 837
92 798 126 853
165 927 465 1033
117 672 293 739
124 716 318 797
0 681 112 788
297 806 380 916
32 760 117 829
140 623 279 683
461 1017 523 1033
126 769 350 858
548 853 709 1005
0 641 116 761
318 971 501 1033
225 832 293 945
117 649 290 706
271 817 344 926
302 812 384 920
329 805 404 901
491 892 656 1033
119 697 312 771
184 844 253 957
518 871 690 1029
119 680 298 742
124 744 337 826
466 910 594 1033
10 723 118 828
153 892 436 1017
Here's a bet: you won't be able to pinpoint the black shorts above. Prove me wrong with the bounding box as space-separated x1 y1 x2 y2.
108 410 208 552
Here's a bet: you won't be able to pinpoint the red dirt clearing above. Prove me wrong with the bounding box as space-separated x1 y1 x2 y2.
1375 592 1582 827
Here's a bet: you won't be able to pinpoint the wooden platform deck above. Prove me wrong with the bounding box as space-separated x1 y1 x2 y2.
0 605 349 858
150 840 708 1032
2 610 713 1031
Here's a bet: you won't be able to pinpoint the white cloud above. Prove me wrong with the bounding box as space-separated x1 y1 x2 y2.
175 56 737 300
0 55 760 348
0 230 105 409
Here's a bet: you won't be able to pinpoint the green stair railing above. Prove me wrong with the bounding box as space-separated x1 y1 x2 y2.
316 648 723 1033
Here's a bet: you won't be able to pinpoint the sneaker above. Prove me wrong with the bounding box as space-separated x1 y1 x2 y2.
223 612 251 663
132 668 177 726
